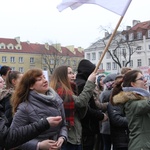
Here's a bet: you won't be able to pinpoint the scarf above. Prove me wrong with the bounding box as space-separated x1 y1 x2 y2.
56 84 75 127
0 87 14 101
123 87 150 97
105 81 114 90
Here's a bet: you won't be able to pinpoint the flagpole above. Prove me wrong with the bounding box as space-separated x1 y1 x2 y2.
94 16 124 73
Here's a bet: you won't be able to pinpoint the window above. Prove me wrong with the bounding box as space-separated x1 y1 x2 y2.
0 45 4 49
17 46 21 50
19 67 24 73
10 57 15 63
122 48 126 56
30 57 35 64
43 66 47 70
106 62 111 70
2 56 6 62
9 46 13 49
11 67 15 71
19 57 23 63
130 48 134 55
7 44 14 50
86 53 90 60
123 34 127 41
99 63 103 70
137 59 142 67
136 46 142 50
106 52 111 59
92 52 96 60
137 32 142 39
148 30 150 38
56 59 59 65
0 44 5 49
99 52 103 58
112 62 117 70
112 50 117 56
122 61 126 66
67 60 70 65
42 58 47 64
129 60 133 67
148 58 150 66
61 59 65 64
129 33 134 41
50 59 54 65
72 60 76 66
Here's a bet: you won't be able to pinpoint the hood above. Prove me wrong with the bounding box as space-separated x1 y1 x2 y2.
113 91 147 105
103 73 117 84
76 59 95 80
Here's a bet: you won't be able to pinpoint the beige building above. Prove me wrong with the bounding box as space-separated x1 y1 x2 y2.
0 37 84 75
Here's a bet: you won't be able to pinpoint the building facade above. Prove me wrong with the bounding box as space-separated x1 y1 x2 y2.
0 37 84 75
84 20 150 75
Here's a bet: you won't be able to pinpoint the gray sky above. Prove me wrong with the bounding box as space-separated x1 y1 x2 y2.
0 0 150 48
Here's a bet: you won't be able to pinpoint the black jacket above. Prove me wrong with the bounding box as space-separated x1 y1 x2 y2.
0 93 12 127
75 59 104 136
107 102 129 148
0 104 50 150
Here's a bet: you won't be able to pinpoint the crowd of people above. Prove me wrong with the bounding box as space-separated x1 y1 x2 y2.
0 60 150 150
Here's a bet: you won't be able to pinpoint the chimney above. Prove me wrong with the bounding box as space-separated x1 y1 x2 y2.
15 37 20 44
105 32 109 37
52 43 62 53
45 43 49 50
132 20 140 26
126 26 131 30
66 45 75 54
78 47 84 53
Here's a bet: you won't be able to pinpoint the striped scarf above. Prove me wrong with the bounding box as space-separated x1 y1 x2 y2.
56 84 75 127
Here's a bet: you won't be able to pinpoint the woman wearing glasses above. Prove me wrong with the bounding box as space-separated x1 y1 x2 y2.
110 69 150 150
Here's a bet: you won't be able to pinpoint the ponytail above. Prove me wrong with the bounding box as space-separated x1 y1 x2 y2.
110 79 123 105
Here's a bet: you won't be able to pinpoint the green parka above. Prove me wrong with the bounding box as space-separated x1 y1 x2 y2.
113 89 150 150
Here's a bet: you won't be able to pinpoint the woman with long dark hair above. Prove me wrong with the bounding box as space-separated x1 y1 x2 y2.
111 70 150 150
50 65 97 150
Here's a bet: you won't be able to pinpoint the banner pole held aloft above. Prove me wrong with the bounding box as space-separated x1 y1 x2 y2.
94 16 124 73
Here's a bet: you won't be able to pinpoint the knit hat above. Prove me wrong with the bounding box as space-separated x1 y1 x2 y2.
103 73 117 90
103 73 117 84
97 75 105 88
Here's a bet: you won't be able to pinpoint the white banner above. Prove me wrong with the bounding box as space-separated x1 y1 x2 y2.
57 0 132 16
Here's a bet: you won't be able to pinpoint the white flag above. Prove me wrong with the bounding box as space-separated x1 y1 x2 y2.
57 0 132 16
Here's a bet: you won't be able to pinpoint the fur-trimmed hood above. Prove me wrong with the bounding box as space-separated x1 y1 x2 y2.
113 87 150 105
113 91 148 105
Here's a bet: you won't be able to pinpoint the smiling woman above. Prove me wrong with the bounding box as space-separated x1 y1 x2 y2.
10 68 67 150
110 69 150 150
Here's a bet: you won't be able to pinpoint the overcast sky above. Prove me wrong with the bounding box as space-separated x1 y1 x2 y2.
0 0 150 48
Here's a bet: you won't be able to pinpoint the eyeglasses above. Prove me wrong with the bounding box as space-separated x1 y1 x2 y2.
135 76 145 81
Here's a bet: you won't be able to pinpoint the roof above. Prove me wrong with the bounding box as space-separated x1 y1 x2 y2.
0 37 84 57
130 20 150 31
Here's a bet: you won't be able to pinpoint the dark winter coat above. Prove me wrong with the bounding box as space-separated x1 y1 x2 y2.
10 88 67 150
100 89 112 135
0 93 12 127
0 104 50 150
107 102 129 148
75 59 104 136
113 87 150 150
